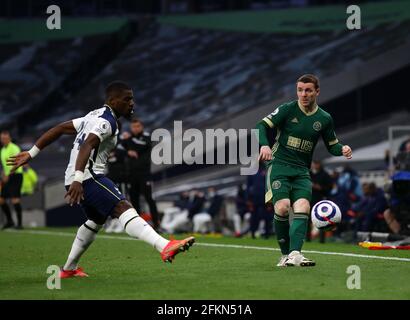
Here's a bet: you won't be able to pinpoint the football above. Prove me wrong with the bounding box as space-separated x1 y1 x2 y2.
311 200 342 230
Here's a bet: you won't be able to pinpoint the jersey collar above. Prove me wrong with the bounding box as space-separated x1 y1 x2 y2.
297 100 319 116
104 104 119 120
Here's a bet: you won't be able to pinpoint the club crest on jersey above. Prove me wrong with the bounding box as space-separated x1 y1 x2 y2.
272 180 281 190
313 121 322 131
100 122 108 130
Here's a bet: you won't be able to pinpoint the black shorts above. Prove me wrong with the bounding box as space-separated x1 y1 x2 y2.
1 173 23 199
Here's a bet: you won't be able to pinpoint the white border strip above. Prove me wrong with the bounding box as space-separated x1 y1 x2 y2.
4 229 410 262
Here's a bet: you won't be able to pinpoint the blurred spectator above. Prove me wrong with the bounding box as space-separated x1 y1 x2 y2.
330 166 363 219
1 130 24 229
193 187 224 233
234 184 251 237
351 182 388 232
395 141 410 171
246 163 273 239
187 191 206 220
384 149 390 170
339 166 363 203
160 191 190 234
21 164 38 196
398 137 410 153
107 130 131 189
122 118 160 230
161 190 205 234
105 130 131 233
383 171 410 235
308 160 333 242
310 160 333 205
383 142 410 235
235 184 248 221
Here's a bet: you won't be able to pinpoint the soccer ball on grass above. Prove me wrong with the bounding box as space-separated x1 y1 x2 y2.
311 200 341 230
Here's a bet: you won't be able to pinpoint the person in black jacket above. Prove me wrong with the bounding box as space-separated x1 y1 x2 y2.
246 163 273 239
123 118 159 230
107 130 130 191
105 130 131 233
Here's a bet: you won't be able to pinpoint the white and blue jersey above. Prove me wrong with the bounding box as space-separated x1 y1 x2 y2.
65 104 126 223
65 105 119 185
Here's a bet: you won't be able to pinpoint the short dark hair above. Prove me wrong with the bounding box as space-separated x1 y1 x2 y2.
297 74 320 89
131 117 142 124
105 81 132 99
1 130 10 136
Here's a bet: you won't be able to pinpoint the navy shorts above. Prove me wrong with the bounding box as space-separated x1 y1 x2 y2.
66 175 126 225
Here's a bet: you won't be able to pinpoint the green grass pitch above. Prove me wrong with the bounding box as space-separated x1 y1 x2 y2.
0 228 409 300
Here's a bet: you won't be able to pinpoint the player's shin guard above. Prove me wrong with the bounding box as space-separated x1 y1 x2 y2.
63 220 102 271
289 213 309 252
274 213 290 255
119 208 169 252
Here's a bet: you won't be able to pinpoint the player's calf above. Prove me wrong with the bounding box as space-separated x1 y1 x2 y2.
117 206 195 261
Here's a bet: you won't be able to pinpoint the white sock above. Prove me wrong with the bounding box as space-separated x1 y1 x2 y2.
119 208 169 252
63 220 102 270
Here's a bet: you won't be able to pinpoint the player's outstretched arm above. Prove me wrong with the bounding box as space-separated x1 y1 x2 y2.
7 121 77 174
65 133 100 206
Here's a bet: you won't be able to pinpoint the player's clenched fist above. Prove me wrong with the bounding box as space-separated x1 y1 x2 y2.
258 145 273 161
342 145 352 160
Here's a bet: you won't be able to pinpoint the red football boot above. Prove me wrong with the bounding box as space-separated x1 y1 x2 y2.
60 267 89 278
161 236 195 263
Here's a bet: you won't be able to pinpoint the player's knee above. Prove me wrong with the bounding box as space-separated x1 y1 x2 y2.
11 198 20 205
293 199 310 213
112 200 134 218
274 200 290 215
0 197 5 205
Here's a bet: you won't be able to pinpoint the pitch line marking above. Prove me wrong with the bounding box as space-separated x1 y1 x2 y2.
5 229 410 262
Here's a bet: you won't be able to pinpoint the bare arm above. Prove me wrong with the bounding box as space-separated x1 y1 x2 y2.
35 121 77 150
7 120 77 173
74 133 100 172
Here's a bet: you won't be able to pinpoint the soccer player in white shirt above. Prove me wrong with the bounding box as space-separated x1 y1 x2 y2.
7 81 195 278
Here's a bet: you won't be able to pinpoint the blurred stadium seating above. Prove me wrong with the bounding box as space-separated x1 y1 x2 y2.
0 35 112 125
29 19 410 133
1 1 410 230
